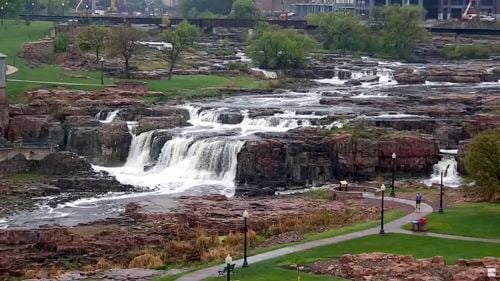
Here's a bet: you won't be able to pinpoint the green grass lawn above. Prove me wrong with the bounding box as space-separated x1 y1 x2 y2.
423 202 500 239
1 19 273 103
156 210 406 281
202 233 500 281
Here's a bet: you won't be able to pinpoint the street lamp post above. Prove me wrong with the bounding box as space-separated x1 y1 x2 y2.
1 6 4 26
31 2 34 16
390 152 396 197
225 255 232 281
242 210 249 268
439 164 451 213
379 184 386 234
61 2 64 16
85 4 89 17
100 56 105 85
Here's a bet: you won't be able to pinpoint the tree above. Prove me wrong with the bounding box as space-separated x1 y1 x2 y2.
230 0 255 19
465 130 500 201
2 0 23 17
77 25 109 62
309 12 371 52
161 20 199 80
374 5 429 59
179 0 233 17
107 26 144 79
247 23 317 70
54 33 70 53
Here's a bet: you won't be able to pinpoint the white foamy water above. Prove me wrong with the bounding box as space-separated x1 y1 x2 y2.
96 109 120 123
424 155 463 188
316 68 396 88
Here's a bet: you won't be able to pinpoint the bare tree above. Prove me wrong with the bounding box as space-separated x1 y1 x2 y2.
107 26 144 79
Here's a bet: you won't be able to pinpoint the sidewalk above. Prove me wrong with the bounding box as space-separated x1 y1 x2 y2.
176 194 433 281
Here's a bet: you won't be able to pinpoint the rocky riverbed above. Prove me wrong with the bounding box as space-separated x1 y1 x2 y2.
0 52 499 278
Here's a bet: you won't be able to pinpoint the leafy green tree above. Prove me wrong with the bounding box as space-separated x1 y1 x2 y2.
107 26 144 78
465 130 500 201
161 20 199 80
77 25 109 62
247 23 317 69
309 12 371 52
1 0 23 17
374 5 429 59
54 33 70 53
230 0 255 19
179 0 233 17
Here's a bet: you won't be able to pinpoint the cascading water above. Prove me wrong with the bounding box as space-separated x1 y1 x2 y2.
424 154 463 188
96 109 120 123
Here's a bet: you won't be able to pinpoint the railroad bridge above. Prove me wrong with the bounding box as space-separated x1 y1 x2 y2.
20 14 500 36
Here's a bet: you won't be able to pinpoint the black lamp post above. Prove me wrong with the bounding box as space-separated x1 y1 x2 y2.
225 255 232 281
61 2 64 16
85 4 89 17
242 210 249 268
379 184 386 235
390 152 396 197
1 6 4 26
100 56 105 85
439 164 451 213
31 2 34 16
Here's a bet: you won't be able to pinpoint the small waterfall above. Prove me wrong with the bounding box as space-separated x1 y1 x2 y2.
424 155 463 188
96 109 120 123
240 110 316 130
124 130 156 169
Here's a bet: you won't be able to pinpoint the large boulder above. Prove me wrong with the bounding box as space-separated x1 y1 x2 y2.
97 121 132 166
36 152 92 175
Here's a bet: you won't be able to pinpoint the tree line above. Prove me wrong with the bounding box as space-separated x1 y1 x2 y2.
70 20 198 79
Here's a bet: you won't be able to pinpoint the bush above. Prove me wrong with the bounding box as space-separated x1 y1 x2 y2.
309 12 371 52
464 130 500 201
247 23 317 69
200 246 230 262
128 253 163 269
53 33 70 53
442 44 493 60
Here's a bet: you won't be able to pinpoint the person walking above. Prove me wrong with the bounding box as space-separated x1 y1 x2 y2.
416 192 423 210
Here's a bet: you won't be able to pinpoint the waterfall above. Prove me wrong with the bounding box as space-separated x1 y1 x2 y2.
124 130 156 169
95 109 120 123
155 137 244 183
424 155 463 188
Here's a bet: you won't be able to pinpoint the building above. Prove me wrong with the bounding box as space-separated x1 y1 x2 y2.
292 0 424 19
291 0 500 19
438 0 500 20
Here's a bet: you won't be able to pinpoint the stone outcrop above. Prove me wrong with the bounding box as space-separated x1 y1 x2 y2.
19 40 54 64
236 128 439 193
37 152 92 175
465 114 500 138
311 253 500 281
136 116 189 134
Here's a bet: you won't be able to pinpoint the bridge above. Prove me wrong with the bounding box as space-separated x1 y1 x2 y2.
20 14 500 35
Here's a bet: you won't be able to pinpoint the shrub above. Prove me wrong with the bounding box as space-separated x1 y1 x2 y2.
54 33 70 53
247 23 318 69
195 229 220 252
201 246 230 262
224 232 242 248
464 130 500 201
128 253 163 269
442 44 493 60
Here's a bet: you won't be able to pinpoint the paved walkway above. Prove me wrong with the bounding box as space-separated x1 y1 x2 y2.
176 193 433 281
395 229 500 244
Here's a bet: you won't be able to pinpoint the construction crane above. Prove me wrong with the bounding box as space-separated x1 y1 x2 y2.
462 0 478 21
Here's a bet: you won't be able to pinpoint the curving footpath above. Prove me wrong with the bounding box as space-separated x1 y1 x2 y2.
176 193 433 281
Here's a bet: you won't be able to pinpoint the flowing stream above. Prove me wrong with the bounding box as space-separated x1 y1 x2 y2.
5 58 498 229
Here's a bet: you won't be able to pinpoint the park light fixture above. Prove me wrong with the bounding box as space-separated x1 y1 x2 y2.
100 56 105 85
225 254 232 281
439 164 451 213
242 210 249 268
390 152 396 197
379 183 386 235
